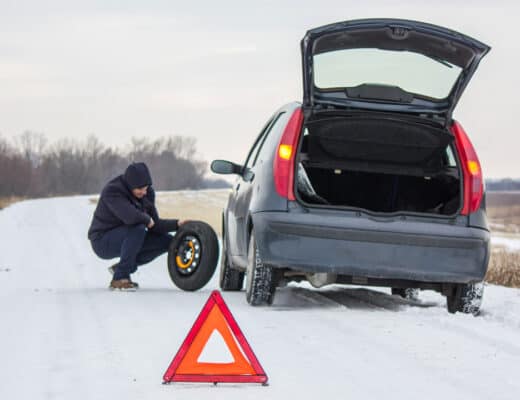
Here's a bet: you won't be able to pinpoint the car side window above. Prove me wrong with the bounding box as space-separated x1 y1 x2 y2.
243 115 277 170
445 145 457 167
252 112 287 166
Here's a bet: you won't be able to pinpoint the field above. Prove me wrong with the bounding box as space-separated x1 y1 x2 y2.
155 189 230 236
486 192 520 287
0 196 25 210
487 191 520 233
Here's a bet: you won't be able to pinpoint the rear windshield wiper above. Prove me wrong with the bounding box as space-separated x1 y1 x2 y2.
346 84 414 103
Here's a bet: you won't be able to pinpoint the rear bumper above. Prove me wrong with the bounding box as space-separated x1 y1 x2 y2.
252 210 490 284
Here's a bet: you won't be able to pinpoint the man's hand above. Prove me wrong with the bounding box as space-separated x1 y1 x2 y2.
147 217 155 229
178 220 189 227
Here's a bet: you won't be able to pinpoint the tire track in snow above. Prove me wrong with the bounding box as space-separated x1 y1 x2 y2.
290 286 438 311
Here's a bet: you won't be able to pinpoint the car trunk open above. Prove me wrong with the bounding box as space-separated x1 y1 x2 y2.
293 19 490 216
295 114 461 215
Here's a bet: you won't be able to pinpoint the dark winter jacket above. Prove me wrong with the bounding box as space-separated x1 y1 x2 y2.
88 163 178 240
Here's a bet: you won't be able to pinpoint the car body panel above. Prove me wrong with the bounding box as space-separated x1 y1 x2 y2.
252 209 490 283
224 104 299 265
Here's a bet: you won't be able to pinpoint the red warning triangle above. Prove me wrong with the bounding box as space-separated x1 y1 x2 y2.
163 290 268 384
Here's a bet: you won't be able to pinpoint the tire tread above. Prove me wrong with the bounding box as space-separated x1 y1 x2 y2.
167 221 218 291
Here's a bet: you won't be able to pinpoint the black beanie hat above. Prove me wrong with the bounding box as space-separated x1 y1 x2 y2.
124 162 152 189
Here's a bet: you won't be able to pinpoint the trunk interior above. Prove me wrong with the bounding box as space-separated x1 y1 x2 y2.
296 114 461 215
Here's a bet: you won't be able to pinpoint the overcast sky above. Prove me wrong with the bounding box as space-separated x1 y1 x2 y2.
0 0 518 178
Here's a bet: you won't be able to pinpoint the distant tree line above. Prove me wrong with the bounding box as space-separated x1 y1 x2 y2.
0 131 229 198
486 179 520 191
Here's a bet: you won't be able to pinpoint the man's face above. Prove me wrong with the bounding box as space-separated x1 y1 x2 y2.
132 185 148 199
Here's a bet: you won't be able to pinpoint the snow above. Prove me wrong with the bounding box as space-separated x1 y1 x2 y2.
491 234 520 252
1 193 520 400
198 331 235 363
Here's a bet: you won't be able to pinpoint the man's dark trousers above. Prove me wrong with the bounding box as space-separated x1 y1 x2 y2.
91 224 173 280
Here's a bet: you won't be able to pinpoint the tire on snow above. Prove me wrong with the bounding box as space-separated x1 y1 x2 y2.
245 231 276 306
167 221 218 291
446 282 484 315
219 233 244 291
391 288 420 301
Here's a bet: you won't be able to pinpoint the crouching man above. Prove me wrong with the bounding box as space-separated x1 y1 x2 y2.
88 162 184 290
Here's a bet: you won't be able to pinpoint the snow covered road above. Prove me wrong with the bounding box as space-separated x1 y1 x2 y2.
1 194 520 400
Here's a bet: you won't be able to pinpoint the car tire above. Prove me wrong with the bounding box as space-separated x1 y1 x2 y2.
245 231 276 306
446 282 484 315
391 288 420 301
219 233 244 291
167 221 219 291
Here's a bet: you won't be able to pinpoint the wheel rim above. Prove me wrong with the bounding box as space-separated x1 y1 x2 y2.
175 235 201 276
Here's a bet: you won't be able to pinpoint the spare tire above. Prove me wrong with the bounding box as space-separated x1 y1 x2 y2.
167 221 219 291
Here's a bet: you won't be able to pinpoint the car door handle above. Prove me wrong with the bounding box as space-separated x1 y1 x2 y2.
235 183 240 191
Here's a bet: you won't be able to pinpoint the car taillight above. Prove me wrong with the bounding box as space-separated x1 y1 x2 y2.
273 107 304 200
451 121 484 215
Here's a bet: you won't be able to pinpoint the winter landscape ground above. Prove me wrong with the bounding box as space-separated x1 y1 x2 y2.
1 190 520 400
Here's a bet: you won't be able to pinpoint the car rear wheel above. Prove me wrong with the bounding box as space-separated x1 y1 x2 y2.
446 282 484 315
391 288 420 301
219 233 244 291
167 221 219 291
245 231 276 306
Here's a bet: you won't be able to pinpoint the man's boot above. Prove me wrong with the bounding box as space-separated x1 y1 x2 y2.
109 278 138 291
108 264 139 289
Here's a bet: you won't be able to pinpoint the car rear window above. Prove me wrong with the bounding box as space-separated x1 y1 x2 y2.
313 48 462 100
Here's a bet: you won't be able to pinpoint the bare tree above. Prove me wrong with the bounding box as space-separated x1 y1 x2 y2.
0 135 32 196
16 131 47 166
0 133 209 198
